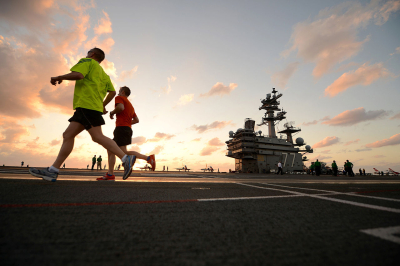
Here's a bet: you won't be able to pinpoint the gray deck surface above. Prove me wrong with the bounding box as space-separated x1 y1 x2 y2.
1 167 399 265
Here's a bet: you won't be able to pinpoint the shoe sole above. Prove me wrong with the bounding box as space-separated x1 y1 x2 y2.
123 156 136 180
97 179 115 181
29 169 57 182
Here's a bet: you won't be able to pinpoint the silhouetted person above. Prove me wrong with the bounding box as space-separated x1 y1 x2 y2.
21 161 24 167
91 155 96 170
276 161 283 175
315 159 321 176
332 160 338 176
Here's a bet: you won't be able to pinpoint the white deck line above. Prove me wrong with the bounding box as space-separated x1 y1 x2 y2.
236 183 400 214
197 192 340 202
360 226 400 244
260 183 400 203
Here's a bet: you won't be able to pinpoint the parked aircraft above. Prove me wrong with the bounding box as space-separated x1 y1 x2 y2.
201 166 214 172
176 165 190 172
139 164 152 171
389 168 399 176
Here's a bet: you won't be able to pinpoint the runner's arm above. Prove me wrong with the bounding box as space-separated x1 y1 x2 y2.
102 91 117 114
132 116 139 125
50 72 84 85
109 103 124 119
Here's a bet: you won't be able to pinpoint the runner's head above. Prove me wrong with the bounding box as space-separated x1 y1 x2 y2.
119 86 131 97
87 47 105 63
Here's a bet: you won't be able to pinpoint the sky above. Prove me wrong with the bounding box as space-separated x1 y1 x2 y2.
0 0 399 172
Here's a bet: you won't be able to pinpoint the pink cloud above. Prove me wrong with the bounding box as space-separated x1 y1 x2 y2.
344 139 360 146
365 133 400 148
119 66 138 81
147 132 175 142
0 1 117 119
282 1 399 78
390 112 400 120
131 136 146 145
309 155 332 162
150 145 164 155
200 82 237 97
322 107 387 126
94 11 112 35
313 136 339 148
191 121 233 133
271 62 300 89
324 63 392 97
50 139 61 146
208 137 224 146
0 119 30 144
200 146 219 156
302 120 319 126
191 138 201 142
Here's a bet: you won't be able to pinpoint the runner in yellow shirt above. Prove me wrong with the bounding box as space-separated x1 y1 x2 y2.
29 47 136 181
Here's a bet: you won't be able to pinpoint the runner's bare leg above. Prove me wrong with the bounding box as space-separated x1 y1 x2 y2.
52 122 85 169
87 126 126 159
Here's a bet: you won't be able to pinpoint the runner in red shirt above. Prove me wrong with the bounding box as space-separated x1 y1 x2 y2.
97 86 156 181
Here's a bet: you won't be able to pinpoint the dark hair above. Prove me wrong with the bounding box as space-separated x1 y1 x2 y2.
121 86 131 96
91 47 105 62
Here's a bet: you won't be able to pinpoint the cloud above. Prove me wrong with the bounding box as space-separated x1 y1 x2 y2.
191 121 233 133
192 138 201 142
147 132 175 142
208 137 225 146
161 76 177 94
302 120 319 126
49 139 61 146
390 112 400 120
344 139 360 146
200 82 237 97
313 136 339 148
200 146 219 156
271 62 300 89
365 133 400 148
322 107 388 126
176 94 194 106
319 150 331 154
282 1 400 78
0 1 119 119
0 119 30 144
324 63 392 97
0 0 56 32
131 136 146 145
309 155 332 161
94 11 112 35
355 148 372 152
390 47 400 56
150 145 164 155
118 66 138 81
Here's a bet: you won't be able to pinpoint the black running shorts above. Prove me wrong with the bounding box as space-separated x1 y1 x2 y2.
68 108 105 130
113 126 133 147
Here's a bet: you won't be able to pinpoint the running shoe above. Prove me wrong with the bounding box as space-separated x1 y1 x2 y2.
29 167 58 182
147 154 156 171
97 173 115 181
122 155 136 180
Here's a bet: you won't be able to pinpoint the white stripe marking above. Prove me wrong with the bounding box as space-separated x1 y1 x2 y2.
361 226 400 244
236 183 400 214
260 183 400 203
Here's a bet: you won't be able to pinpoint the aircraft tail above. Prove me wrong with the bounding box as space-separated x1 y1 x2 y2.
373 168 379 171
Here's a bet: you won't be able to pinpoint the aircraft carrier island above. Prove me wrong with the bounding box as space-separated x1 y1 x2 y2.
226 88 313 173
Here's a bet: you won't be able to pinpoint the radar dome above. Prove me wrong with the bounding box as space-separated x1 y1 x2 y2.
296 138 304 145
305 145 311 151
229 131 234 138
237 128 243 132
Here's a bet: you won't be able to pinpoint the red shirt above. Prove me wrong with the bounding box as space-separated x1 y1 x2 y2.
115 96 136 127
